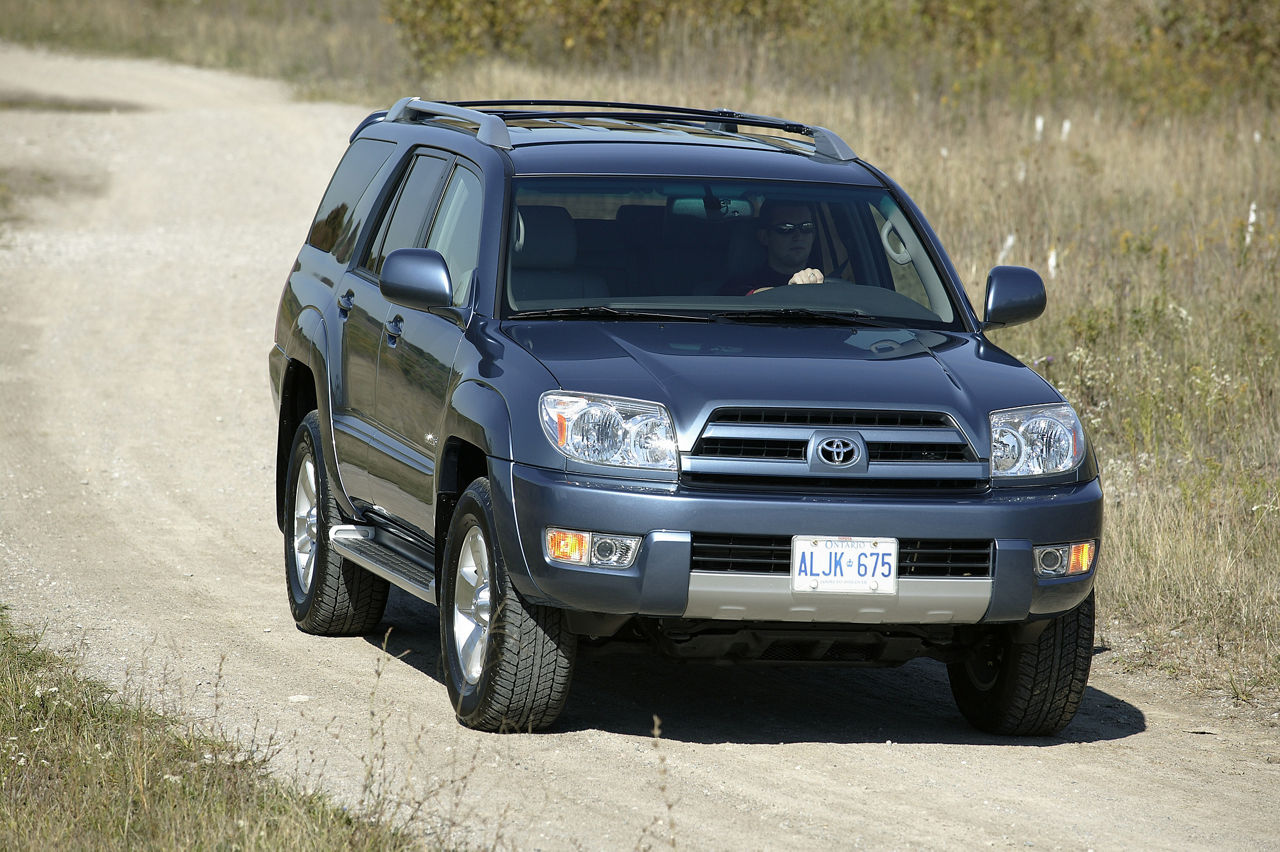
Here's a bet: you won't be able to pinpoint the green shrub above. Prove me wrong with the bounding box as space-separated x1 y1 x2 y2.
384 0 1280 112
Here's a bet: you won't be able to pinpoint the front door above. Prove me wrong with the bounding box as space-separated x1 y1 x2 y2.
370 164 484 538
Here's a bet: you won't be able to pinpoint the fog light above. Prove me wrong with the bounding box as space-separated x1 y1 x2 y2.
1034 541 1097 577
545 528 641 569
1035 545 1068 577
590 535 639 568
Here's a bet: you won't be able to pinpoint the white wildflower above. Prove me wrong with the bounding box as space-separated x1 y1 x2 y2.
997 233 1016 265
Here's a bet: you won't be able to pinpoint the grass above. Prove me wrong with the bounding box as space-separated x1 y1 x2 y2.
0 609 416 850
0 0 412 103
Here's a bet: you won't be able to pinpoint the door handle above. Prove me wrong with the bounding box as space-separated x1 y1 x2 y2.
385 315 403 346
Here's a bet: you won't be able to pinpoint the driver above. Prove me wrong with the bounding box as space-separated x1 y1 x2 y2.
720 200 825 295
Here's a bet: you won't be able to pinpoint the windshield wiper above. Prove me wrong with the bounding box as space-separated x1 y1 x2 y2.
712 308 897 327
508 306 712 322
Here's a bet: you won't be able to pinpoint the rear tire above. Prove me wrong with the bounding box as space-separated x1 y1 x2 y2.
439 477 576 732
948 592 1094 736
283 412 388 636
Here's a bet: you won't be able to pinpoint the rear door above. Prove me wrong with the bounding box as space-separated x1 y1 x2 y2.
300 137 395 503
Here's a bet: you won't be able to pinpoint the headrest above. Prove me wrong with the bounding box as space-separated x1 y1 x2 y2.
616 204 664 248
513 206 576 269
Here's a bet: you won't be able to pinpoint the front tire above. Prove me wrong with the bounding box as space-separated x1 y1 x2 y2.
439 477 576 732
947 592 1095 736
283 412 388 636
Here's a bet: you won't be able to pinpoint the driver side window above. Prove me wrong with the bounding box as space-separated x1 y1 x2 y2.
427 166 484 307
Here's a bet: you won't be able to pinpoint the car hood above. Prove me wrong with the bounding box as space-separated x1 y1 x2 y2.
501 321 1060 447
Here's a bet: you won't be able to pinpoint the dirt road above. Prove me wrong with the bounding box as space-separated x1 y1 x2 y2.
0 43 1276 850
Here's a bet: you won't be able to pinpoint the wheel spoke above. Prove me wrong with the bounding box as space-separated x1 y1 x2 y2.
458 561 479 593
300 545 315 593
300 458 316 506
291 459 320 595
472 579 491 626
458 620 487 682
452 525 494 686
467 534 489 583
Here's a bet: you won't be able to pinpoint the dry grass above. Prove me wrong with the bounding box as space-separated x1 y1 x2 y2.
0 0 412 102
0 611 417 850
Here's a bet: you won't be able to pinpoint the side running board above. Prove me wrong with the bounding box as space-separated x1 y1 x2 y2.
329 525 437 603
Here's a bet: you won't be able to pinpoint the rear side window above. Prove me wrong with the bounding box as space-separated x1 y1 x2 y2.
306 139 395 263
362 152 450 275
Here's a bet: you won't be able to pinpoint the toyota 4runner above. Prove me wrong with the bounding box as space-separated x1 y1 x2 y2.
269 99 1103 736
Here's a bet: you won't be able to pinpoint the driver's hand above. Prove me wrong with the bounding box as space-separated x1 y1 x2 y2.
787 268 824 285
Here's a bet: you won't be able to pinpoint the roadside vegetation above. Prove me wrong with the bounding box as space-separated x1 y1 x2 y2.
0 0 1276 842
0 609 414 850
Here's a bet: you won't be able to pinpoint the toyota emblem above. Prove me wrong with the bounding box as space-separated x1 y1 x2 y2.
816 437 859 467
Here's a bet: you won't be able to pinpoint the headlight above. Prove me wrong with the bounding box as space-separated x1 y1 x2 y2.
990 404 1086 477
540 392 678 470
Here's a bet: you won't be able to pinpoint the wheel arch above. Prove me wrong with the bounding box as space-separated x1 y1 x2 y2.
274 309 345 532
433 380 513 564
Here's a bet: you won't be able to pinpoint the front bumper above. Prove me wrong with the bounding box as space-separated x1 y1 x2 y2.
490 460 1102 625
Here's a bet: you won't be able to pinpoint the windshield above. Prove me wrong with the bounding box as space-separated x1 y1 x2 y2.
503 178 964 329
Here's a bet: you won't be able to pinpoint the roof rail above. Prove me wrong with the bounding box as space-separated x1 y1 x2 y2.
451 99 857 161
384 97 513 150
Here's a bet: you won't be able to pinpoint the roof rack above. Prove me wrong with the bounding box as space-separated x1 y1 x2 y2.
381 98 856 161
384 97 513 149
454 99 858 161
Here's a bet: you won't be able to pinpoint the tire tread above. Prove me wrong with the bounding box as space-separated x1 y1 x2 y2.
949 592 1094 736
285 413 389 637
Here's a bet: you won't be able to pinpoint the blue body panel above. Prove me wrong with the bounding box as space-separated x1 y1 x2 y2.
494 461 1100 620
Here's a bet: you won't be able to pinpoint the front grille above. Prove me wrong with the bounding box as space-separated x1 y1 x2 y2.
682 474 988 495
686 406 985 491
690 534 993 577
696 438 808 460
709 408 952 429
694 438 975 463
866 442 975 463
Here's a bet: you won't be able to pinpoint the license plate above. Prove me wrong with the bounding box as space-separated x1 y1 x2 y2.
790 536 898 595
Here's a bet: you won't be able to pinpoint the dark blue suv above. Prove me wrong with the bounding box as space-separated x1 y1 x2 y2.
269 100 1103 735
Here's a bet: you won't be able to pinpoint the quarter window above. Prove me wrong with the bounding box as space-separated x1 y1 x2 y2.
306 139 394 263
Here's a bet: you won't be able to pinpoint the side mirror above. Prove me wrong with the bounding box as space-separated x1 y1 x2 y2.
379 248 452 311
983 265 1045 329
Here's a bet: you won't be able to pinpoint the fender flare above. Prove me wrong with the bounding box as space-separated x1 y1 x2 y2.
439 382 549 596
443 380 513 465
286 308 360 520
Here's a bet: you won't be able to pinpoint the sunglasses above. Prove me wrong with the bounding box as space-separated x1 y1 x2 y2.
769 221 816 235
